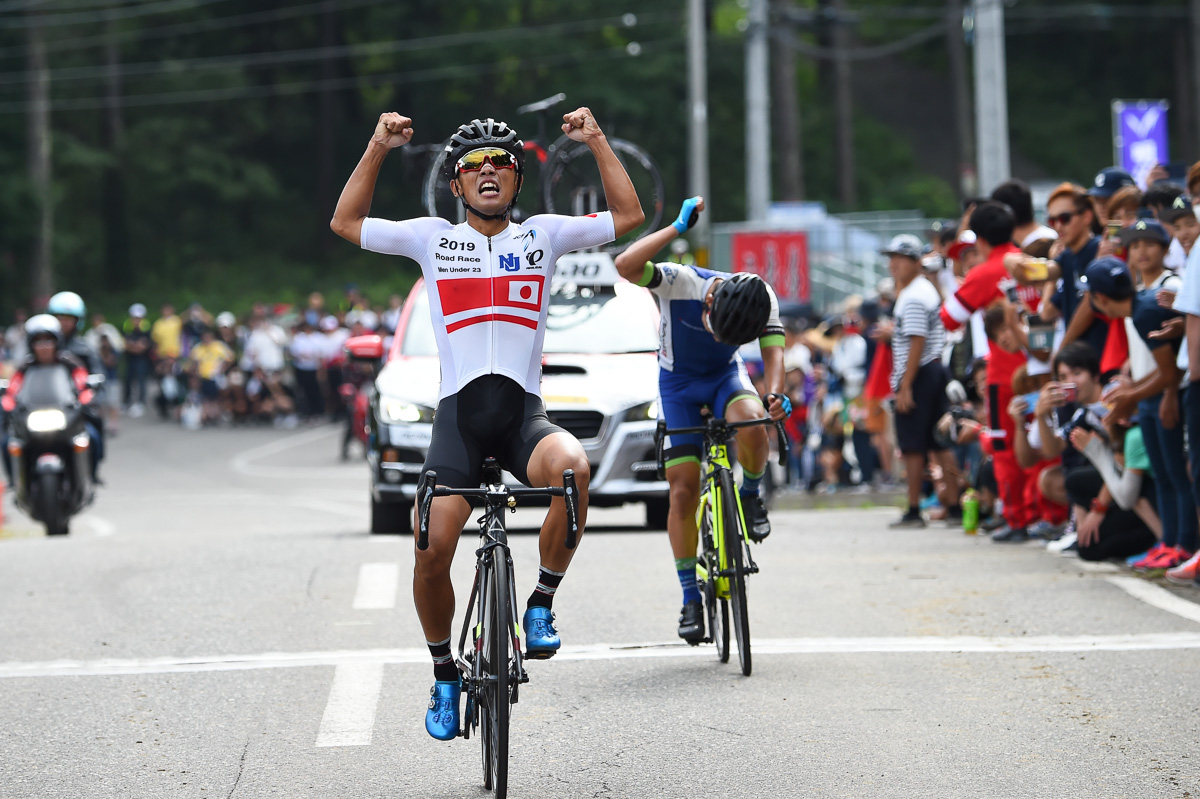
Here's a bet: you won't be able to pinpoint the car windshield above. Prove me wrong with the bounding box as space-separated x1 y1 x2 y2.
17 364 76 408
400 282 659 356
543 283 658 354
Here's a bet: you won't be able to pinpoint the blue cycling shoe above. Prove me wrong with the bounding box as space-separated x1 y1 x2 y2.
425 678 461 741
523 606 560 659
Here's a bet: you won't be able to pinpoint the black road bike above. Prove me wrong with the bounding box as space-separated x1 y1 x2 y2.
416 458 580 799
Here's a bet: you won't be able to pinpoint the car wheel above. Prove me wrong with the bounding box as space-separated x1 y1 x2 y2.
370 494 413 535
644 497 670 530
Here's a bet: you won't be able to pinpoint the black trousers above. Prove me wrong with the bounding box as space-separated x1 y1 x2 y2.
1064 466 1158 561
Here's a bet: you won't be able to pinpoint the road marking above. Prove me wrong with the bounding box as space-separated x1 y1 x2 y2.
6 632 1200 679
353 563 399 610
229 427 359 481
314 662 384 747
1106 575 1200 625
79 515 116 538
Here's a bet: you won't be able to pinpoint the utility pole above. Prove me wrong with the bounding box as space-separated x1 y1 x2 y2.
972 0 1010 194
832 0 856 208
688 0 711 255
773 0 804 202
746 0 771 222
27 10 52 304
947 0 977 198
102 11 129 289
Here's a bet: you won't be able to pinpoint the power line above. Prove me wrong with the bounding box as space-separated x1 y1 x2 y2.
0 12 670 88
0 0 390 61
0 0 235 29
0 36 683 114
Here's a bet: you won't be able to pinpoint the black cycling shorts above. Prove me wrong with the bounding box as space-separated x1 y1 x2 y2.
423 374 564 489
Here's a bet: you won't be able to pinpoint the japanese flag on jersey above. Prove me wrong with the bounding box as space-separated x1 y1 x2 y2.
439 275 545 333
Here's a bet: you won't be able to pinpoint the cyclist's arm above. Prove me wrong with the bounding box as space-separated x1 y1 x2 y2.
614 225 677 284
562 107 644 237
331 113 413 246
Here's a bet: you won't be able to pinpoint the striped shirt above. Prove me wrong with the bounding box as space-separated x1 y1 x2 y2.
891 276 946 392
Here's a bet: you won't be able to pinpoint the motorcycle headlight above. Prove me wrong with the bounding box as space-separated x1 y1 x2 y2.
380 398 433 424
27 409 67 433
623 400 658 422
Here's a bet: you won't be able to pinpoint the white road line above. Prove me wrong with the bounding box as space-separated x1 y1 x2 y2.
1106 575 1200 625
78 515 116 538
229 427 358 481
314 662 384 747
352 563 399 610
6 632 1200 679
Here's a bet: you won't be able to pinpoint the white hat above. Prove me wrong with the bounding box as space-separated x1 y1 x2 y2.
216 311 236 328
319 315 339 332
129 303 147 318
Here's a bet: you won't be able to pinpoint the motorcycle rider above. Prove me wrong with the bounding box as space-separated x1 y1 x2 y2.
46 292 105 482
1 315 96 485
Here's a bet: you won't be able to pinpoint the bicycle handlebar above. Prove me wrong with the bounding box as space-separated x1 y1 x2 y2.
654 415 790 481
516 93 567 116
415 468 581 551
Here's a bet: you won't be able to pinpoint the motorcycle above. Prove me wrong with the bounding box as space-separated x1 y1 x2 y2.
5 367 99 536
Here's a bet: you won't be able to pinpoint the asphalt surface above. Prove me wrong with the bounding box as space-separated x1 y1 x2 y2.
2 419 1199 799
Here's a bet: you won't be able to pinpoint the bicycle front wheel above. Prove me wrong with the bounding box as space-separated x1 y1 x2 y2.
542 137 664 253
700 495 730 662
478 548 511 797
718 469 751 676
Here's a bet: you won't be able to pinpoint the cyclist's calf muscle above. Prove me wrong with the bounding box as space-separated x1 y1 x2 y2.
413 494 473 642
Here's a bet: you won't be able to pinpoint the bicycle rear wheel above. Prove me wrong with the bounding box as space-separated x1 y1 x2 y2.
542 137 663 253
719 470 751 676
478 549 511 796
422 139 467 223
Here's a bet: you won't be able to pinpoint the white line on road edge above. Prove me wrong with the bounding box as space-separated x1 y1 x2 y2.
314 662 384 747
229 427 358 480
78 515 116 538
353 563 399 610
1106 576 1200 625
6 632 1200 679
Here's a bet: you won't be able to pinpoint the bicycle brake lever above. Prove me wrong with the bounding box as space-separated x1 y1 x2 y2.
416 470 436 551
774 421 791 484
562 469 580 550
654 418 666 480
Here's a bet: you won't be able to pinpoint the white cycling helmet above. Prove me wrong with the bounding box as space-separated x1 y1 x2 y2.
47 291 86 321
25 313 62 343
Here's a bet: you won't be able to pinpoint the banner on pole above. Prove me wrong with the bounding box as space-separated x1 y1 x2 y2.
730 231 809 301
1112 100 1170 190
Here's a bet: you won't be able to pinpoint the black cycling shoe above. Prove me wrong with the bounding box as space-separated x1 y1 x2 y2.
743 493 771 542
678 600 705 644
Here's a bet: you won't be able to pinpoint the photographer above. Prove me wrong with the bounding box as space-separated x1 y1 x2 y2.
1008 341 1108 538
1083 257 1194 570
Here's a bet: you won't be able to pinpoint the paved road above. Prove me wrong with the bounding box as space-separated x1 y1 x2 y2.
1 420 1199 798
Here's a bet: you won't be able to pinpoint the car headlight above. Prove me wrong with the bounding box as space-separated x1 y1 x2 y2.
623 400 658 422
27 409 67 433
380 397 434 424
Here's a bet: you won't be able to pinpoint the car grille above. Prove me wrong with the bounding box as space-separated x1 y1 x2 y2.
548 410 605 440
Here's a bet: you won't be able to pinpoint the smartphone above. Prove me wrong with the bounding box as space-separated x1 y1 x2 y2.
1060 383 1078 402
1021 391 1041 413
1024 258 1049 281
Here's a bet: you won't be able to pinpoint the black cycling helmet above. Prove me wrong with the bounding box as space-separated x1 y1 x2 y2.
443 118 525 221
708 273 771 346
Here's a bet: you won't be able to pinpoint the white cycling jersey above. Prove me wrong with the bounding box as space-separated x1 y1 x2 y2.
361 212 615 399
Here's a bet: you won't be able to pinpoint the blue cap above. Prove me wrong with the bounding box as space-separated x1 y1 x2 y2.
1159 195 1195 224
1119 218 1170 246
1087 167 1136 198
1080 256 1135 299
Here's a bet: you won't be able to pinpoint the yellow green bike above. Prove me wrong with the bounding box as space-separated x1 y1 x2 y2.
655 413 788 676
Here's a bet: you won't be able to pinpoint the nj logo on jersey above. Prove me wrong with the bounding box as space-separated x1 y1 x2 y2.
499 253 521 272
439 275 545 333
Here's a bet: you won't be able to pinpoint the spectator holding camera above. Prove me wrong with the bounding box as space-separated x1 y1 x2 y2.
1083 257 1195 570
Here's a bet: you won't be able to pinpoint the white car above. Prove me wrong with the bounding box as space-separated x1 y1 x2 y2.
364 254 668 534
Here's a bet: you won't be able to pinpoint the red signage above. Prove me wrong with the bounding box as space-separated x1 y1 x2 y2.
730 231 809 301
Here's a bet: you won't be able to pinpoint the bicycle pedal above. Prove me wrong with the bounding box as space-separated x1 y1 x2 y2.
524 649 556 661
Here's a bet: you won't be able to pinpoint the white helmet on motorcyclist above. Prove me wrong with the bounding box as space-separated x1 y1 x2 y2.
47 291 86 322
25 313 62 344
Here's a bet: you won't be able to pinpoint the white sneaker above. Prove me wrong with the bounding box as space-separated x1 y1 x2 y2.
1047 531 1077 554
128 403 145 418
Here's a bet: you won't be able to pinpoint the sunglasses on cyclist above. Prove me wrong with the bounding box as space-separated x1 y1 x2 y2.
456 147 517 173
1047 211 1076 227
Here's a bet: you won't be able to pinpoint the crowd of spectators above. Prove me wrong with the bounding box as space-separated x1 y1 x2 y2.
0 287 402 444
762 162 1200 584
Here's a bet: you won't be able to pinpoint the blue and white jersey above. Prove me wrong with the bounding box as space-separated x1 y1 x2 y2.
637 263 785 377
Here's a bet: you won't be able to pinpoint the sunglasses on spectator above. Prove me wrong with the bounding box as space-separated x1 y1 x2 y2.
456 147 517 173
1047 211 1076 227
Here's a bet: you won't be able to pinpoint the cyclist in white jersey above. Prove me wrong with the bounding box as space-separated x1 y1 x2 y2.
330 108 643 740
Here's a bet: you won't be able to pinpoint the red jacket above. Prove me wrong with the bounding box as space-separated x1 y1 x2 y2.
940 242 1027 387
2 353 93 413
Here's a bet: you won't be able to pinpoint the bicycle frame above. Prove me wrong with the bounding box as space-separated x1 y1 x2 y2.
694 436 754 598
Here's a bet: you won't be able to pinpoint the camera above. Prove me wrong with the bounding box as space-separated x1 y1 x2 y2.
1058 406 1107 442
